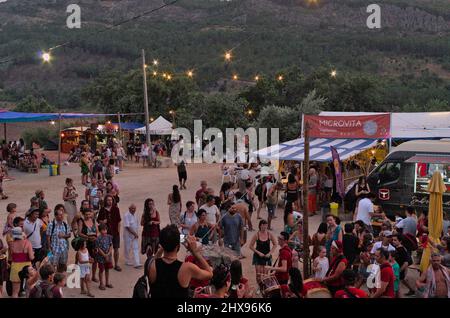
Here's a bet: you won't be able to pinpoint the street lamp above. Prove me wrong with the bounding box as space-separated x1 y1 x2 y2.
41 52 51 63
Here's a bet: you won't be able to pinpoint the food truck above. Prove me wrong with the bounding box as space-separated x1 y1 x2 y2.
346 139 450 217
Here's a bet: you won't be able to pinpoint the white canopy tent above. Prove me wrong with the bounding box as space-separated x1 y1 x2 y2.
319 111 450 139
134 116 173 135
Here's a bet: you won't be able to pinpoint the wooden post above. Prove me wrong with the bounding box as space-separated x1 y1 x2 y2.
57 113 62 175
302 120 310 279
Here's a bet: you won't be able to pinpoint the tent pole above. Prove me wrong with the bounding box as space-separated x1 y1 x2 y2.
117 112 123 145
302 119 310 279
58 113 62 175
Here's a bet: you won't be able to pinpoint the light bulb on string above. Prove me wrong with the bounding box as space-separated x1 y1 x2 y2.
224 51 232 62
232 74 238 80
153 59 158 66
277 75 283 81
330 70 337 78
254 75 260 81
187 70 194 78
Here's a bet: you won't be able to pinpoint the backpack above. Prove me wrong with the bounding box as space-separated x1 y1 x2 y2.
132 275 150 298
50 220 68 238
402 233 418 252
255 183 262 197
30 283 54 298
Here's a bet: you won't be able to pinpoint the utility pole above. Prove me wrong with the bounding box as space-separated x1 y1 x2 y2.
302 119 310 279
142 49 151 147
57 112 62 175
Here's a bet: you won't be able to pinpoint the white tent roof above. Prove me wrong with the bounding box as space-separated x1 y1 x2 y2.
134 116 173 135
254 138 378 162
319 111 450 139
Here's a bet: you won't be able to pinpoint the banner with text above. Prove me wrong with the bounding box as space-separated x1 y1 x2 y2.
304 114 390 139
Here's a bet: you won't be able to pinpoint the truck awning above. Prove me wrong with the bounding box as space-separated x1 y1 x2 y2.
405 154 450 164
254 138 378 162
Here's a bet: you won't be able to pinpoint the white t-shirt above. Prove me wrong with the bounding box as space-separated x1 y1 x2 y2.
200 204 220 225
123 211 139 237
240 169 250 181
314 256 329 279
356 198 374 226
141 146 149 156
23 218 43 249
370 241 396 254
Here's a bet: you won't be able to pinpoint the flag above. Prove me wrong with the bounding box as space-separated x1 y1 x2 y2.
331 146 344 198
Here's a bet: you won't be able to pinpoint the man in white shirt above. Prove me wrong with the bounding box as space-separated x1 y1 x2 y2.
371 231 396 254
200 195 220 243
23 208 44 265
123 204 141 268
355 193 382 234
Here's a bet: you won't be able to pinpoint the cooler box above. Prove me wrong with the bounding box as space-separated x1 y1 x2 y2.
330 202 339 217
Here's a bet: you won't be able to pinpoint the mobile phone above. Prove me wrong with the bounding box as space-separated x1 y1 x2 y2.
180 234 186 243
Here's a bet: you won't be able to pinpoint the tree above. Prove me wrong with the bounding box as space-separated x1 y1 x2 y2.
14 95 56 113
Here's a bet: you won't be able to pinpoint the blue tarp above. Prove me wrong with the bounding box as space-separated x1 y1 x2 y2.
0 110 114 123
112 122 144 131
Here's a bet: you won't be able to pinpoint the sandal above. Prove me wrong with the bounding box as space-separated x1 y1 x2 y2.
106 284 113 288
114 266 122 272
87 293 95 298
99 285 106 290
92 278 99 283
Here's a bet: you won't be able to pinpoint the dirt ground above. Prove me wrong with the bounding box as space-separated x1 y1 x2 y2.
0 159 418 298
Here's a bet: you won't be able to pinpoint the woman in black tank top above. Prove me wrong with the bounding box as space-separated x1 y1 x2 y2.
150 258 189 298
249 220 276 283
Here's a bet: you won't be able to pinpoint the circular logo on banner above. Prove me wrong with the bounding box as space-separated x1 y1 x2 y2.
363 120 378 136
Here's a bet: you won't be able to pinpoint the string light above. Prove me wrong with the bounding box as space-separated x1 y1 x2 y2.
153 59 158 66
277 75 283 81
144 64 148 68
41 52 51 63
187 70 194 78
162 73 167 78
167 74 172 80
330 70 337 78
152 71 157 76
254 75 260 81
150 117 154 122
247 109 254 115
169 110 174 115
50 121 55 125
224 51 232 61
232 74 238 80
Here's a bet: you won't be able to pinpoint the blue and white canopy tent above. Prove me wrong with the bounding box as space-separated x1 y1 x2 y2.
254 138 378 162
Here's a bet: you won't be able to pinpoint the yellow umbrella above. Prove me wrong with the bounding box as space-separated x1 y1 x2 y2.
419 171 446 273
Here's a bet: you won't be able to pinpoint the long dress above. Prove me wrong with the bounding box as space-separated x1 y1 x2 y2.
64 186 78 226
169 198 181 226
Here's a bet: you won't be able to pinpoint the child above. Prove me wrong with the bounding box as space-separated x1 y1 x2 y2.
3 203 16 236
52 272 66 298
389 250 400 298
76 239 95 297
0 165 8 200
95 224 113 290
313 246 329 279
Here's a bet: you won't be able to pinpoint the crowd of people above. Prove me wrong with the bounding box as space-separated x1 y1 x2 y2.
0 149 449 299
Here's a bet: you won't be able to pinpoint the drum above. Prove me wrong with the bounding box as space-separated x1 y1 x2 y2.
302 278 332 298
259 274 281 298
